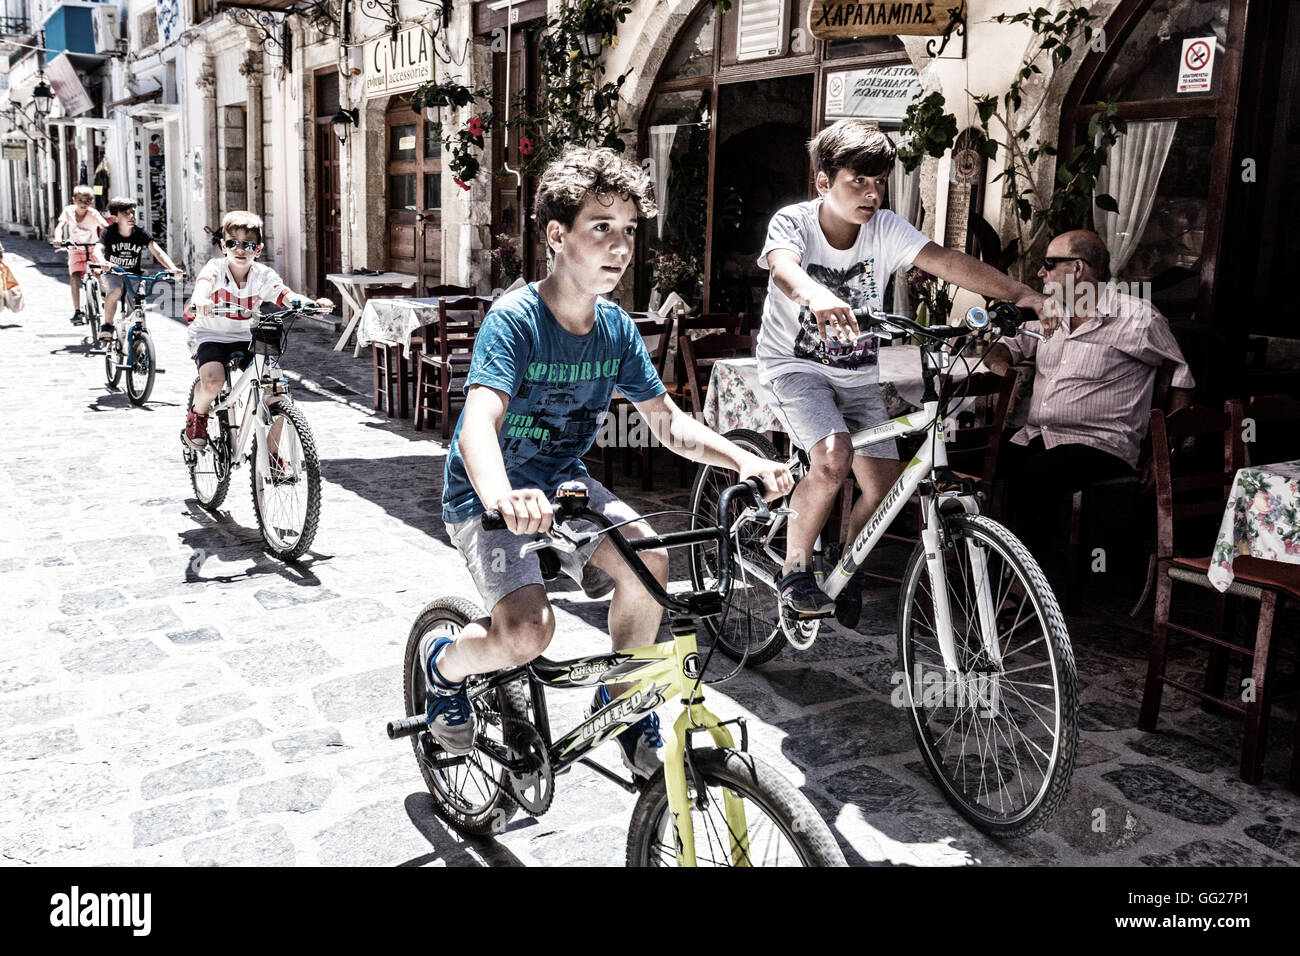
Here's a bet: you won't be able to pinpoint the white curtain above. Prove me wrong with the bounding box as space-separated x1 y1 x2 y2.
1094 119 1178 277
891 141 924 315
648 125 677 240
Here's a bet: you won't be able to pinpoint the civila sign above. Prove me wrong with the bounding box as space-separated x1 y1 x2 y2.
365 26 436 97
808 1 964 40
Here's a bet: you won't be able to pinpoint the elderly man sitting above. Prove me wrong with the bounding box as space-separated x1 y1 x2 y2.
986 229 1195 522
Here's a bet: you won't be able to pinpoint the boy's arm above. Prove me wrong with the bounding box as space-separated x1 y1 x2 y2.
147 241 183 276
50 208 69 243
460 384 553 534
767 249 862 343
632 393 793 498
912 243 1064 332
187 275 215 317
282 286 334 310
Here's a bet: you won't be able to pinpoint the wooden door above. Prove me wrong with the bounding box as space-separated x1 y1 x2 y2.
492 27 536 283
315 70 343 294
385 101 442 293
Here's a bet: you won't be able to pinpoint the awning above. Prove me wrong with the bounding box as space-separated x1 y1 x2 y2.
46 52 94 117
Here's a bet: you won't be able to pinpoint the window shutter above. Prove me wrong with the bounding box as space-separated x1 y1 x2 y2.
736 0 789 62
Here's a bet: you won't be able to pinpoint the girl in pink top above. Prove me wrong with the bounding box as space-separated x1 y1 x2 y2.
50 184 108 325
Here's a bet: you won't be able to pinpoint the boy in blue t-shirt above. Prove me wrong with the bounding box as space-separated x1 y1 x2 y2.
430 147 792 777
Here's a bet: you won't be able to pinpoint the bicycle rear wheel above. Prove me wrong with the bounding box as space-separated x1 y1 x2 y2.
403 597 530 837
85 283 101 342
897 512 1077 837
104 331 122 388
688 428 788 666
186 378 230 510
626 748 845 867
250 399 321 561
125 329 155 405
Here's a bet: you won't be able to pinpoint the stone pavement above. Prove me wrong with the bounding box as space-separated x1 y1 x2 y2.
0 234 1296 867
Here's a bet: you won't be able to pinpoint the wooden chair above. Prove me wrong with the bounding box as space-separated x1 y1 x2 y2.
1138 405 1300 789
582 315 675 491
414 296 489 438
408 285 478 378
668 312 746 402
1229 393 1300 468
365 285 418 418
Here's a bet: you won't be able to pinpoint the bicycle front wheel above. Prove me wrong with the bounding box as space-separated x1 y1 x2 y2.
897 512 1077 837
403 597 530 837
85 285 101 342
626 748 845 866
125 330 156 405
250 399 321 561
688 428 788 666
187 377 230 511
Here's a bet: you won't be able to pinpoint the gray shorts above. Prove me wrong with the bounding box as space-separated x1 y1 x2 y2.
102 273 126 294
765 370 898 459
446 477 640 611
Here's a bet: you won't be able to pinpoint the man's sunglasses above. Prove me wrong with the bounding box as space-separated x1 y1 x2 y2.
223 239 261 252
1041 256 1090 270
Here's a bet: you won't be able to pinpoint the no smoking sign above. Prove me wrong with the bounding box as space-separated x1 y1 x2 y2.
1177 36 1216 93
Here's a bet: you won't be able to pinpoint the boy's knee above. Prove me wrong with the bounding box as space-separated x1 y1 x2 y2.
810 444 853 483
494 595 554 662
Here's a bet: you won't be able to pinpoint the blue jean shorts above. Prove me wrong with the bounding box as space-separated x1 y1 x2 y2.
446 477 640 611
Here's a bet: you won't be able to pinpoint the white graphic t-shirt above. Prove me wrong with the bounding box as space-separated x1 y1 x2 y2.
189 258 291 347
756 200 929 385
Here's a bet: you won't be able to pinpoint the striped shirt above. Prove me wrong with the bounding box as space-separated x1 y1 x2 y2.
189 258 291 346
1003 288 1194 468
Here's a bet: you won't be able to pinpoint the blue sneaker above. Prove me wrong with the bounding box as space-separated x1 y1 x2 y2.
419 633 476 756
587 684 664 780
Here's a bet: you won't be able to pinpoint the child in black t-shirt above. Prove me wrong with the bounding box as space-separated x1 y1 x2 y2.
92 196 183 341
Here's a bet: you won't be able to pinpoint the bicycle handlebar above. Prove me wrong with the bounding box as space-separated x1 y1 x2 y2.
799 301 1042 345
481 478 770 618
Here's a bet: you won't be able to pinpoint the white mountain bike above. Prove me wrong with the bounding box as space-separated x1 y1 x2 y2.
183 302 328 561
689 302 1078 837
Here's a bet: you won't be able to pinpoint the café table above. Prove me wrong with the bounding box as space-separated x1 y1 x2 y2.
327 271 418 351
1208 460 1300 591
356 296 444 358
702 346 986 434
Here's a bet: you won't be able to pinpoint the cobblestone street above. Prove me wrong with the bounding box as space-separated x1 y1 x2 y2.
1 236 1296 867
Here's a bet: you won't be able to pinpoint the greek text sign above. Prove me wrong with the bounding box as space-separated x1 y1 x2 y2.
824 66 922 122
1177 36 1216 94
364 27 436 98
808 1 963 40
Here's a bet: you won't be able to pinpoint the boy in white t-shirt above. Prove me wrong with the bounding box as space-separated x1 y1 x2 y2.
182 210 332 449
759 120 1060 614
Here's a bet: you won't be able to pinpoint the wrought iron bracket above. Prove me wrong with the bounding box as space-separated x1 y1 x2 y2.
926 4 967 59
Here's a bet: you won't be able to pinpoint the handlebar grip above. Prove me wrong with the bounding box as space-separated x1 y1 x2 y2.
387 715 426 739
482 510 507 531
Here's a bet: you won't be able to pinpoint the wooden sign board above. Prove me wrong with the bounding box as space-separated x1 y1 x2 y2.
808 2 964 40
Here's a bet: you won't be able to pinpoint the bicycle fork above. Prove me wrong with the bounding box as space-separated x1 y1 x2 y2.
660 626 750 867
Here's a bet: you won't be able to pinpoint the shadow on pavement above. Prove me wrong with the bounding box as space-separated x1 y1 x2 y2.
178 505 331 587
398 792 527 867
322 454 449 543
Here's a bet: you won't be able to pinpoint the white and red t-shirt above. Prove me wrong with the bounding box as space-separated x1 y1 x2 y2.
189 258 291 347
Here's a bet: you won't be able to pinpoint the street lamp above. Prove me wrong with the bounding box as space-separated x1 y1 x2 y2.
32 80 53 118
331 108 358 143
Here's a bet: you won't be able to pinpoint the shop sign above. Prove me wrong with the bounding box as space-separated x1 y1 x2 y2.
46 53 94 117
1176 36 1216 93
156 0 182 45
808 1 963 40
824 66 922 123
2 140 27 161
364 27 436 98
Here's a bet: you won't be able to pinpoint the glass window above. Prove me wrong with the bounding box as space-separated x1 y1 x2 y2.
423 174 441 211
1094 0 1230 100
389 174 416 210
661 5 717 80
644 90 712 271
389 124 417 160
825 34 907 60
424 122 442 159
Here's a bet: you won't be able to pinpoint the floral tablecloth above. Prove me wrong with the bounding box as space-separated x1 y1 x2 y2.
1208 460 1300 591
356 297 443 357
702 348 980 434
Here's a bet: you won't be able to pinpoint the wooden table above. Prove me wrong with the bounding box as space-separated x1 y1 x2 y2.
356 297 444 357
327 272 417 352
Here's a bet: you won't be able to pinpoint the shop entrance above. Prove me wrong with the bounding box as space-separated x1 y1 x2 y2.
314 70 343 294
385 99 442 294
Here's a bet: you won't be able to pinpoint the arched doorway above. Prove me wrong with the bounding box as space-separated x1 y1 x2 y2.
638 0 919 314
384 97 443 295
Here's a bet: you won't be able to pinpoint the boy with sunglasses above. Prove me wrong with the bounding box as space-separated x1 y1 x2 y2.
182 210 332 449
50 185 107 325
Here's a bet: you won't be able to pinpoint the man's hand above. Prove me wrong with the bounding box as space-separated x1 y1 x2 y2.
806 287 860 343
492 488 554 535
1018 290 1065 335
737 453 794 500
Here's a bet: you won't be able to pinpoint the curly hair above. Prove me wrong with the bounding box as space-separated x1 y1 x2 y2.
534 146 658 231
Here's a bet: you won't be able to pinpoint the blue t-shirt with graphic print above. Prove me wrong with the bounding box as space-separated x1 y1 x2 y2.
442 283 665 523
